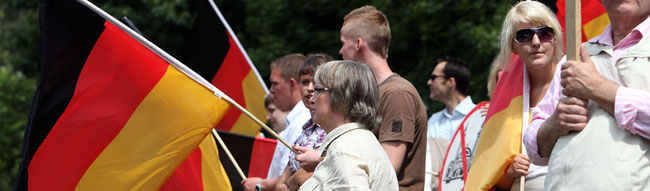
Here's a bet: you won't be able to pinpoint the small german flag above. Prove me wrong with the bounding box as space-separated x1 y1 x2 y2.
16 0 231 189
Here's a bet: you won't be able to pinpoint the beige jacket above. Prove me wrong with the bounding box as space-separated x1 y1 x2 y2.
300 123 398 191
546 34 650 190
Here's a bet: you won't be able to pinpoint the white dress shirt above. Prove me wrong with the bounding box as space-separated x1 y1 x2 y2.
266 101 310 179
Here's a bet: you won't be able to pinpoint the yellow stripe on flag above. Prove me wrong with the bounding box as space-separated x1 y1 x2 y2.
76 66 230 190
229 70 267 136
584 13 610 40
199 135 231 190
465 96 523 191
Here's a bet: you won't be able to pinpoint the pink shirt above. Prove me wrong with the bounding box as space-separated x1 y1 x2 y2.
524 17 650 165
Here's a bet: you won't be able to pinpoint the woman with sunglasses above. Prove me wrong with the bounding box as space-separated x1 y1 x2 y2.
492 1 563 190
299 60 398 190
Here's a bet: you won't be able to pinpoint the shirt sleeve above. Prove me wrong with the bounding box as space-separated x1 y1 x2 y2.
377 91 417 143
524 57 565 166
614 86 650 139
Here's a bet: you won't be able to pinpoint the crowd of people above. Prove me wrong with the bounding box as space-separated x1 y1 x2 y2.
241 0 650 190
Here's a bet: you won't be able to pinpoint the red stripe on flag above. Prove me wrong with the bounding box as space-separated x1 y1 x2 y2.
160 148 204 191
213 32 251 132
556 0 608 41
484 54 523 120
28 21 168 190
248 137 278 178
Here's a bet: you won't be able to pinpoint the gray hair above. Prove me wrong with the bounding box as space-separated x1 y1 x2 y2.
313 60 381 130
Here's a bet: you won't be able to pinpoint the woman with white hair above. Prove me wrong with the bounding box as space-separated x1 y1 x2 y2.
492 1 563 190
299 60 398 190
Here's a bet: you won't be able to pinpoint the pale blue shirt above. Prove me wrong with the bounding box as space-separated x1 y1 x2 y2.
427 96 475 140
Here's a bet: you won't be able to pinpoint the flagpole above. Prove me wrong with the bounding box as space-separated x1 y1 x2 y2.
76 0 298 155
220 96 299 154
212 129 247 180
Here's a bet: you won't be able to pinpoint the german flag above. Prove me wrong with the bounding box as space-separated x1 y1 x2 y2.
15 0 230 189
465 54 527 191
542 0 609 42
215 130 277 190
181 0 268 137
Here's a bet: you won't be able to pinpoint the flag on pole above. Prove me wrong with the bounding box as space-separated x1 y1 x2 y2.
180 0 269 137
465 54 527 191
15 0 231 190
543 0 609 42
161 136 232 190
215 130 278 190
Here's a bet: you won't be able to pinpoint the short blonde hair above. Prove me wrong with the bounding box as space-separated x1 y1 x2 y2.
314 60 381 129
496 1 563 70
342 5 391 59
270 53 306 82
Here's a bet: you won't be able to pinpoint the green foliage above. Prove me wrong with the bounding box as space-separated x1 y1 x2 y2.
0 66 36 190
0 0 517 189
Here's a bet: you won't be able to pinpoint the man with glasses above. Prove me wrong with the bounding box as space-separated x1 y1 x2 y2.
427 56 473 141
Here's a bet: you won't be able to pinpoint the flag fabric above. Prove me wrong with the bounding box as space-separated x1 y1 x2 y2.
542 0 609 42
160 135 232 190
215 130 278 190
15 0 231 190
180 0 268 137
465 54 527 191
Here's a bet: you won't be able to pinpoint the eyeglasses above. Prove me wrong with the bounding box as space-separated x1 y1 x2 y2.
430 74 445 81
514 26 555 44
314 87 329 97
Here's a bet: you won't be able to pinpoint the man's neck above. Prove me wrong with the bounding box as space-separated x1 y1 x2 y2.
610 14 650 45
444 94 467 115
361 55 393 84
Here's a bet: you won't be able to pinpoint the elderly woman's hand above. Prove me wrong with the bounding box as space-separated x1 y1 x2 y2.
294 145 322 172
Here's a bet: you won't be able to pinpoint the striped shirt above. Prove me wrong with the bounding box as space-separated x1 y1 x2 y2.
524 17 650 165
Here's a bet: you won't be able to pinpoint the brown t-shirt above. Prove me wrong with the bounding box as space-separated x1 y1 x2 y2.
372 74 427 190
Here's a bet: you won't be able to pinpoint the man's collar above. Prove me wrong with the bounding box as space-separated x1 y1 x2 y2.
285 101 307 125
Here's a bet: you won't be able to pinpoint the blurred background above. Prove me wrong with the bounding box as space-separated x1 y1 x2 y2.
0 0 519 189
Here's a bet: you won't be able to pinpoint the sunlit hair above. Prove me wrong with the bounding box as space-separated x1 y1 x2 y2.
314 60 381 130
299 53 334 78
342 5 391 59
270 53 306 82
487 56 504 99
496 1 563 70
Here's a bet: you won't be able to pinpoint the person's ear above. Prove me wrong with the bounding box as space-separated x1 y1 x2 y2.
355 38 363 51
289 78 298 88
447 77 456 88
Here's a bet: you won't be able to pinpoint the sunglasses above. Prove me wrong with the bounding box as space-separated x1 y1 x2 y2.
514 26 555 44
430 74 445 81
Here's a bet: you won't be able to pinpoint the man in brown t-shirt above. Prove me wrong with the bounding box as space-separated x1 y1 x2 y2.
338 5 428 190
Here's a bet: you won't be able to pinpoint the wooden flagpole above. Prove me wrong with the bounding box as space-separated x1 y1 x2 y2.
566 0 582 61
212 129 247 180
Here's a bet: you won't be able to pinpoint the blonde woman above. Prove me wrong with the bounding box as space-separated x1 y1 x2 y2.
492 1 563 190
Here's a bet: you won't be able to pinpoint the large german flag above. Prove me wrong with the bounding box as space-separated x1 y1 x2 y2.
542 0 609 42
465 54 527 191
181 0 268 137
15 0 230 189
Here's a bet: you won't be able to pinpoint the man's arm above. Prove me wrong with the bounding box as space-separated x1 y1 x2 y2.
380 141 407 173
536 97 589 158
